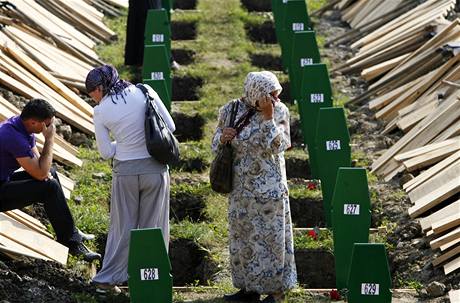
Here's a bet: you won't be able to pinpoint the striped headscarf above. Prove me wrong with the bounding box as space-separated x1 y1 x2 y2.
85 65 131 103
243 71 282 108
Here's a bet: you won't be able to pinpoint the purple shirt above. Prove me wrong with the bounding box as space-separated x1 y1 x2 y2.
0 116 36 182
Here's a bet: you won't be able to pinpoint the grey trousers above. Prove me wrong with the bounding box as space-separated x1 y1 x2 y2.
93 158 170 284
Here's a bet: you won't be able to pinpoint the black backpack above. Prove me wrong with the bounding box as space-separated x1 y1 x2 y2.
136 84 180 165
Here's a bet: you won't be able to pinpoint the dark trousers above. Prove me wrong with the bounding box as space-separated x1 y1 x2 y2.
0 169 81 246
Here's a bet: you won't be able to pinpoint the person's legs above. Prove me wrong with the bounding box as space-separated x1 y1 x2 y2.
138 171 170 250
0 171 79 245
92 174 140 284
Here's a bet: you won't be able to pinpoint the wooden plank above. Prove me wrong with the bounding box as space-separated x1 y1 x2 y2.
372 95 460 176
432 213 460 235
433 119 460 142
4 44 93 117
432 244 460 267
404 151 460 192
442 237 460 251
0 234 52 261
4 211 53 239
402 142 460 172
419 200 460 231
408 160 459 202
449 289 460 302
397 100 439 132
395 137 459 161
444 255 460 274
430 227 460 249
0 213 68 264
408 177 460 218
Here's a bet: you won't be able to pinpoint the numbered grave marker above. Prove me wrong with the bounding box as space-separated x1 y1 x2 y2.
128 228 172 303
316 107 351 227
280 0 311 72
332 168 371 290
145 9 171 62
289 31 320 103
271 0 289 52
298 64 332 178
347 243 392 303
143 45 171 110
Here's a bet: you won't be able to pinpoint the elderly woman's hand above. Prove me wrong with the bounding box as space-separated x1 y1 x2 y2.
257 95 274 120
221 127 237 144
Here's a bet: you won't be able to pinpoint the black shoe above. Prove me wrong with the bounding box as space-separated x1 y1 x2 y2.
223 289 260 302
78 228 95 241
68 242 101 262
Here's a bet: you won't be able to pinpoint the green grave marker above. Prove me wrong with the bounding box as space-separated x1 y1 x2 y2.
143 80 171 111
280 0 311 72
271 0 288 47
289 30 320 103
144 9 171 62
347 243 392 303
128 228 172 303
331 168 371 291
315 107 351 227
161 0 173 19
298 63 332 179
143 45 172 110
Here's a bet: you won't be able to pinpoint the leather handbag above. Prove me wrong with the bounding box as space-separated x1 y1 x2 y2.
137 84 180 165
209 101 239 194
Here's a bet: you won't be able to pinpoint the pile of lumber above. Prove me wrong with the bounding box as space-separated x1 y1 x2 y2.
327 0 460 279
332 0 456 84
0 209 69 265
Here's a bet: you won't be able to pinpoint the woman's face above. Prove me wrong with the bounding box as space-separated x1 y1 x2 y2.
89 85 104 103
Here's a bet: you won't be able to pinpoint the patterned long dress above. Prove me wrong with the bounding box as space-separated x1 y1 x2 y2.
211 99 297 294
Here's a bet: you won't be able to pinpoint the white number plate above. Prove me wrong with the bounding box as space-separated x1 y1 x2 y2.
300 58 313 67
361 283 379 295
140 268 159 281
344 204 360 215
310 93 324 103
152 34 165 43
326 140 341 151
292 23 304 31
151 72 164 80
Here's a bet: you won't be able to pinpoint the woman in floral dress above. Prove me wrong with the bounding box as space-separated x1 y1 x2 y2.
212 71 297 303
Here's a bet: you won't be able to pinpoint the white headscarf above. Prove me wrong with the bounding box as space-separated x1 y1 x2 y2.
243 71 282 107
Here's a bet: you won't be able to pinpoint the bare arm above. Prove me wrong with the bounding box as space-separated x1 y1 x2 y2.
16 120 55 180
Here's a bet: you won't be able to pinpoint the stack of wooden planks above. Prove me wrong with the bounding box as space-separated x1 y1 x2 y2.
333 0 457 84
328 0 460 279
0 209 68 265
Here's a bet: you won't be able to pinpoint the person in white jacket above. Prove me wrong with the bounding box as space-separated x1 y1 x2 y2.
85 65 175 293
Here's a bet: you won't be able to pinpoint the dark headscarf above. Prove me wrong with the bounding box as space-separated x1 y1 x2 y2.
85 65 132 103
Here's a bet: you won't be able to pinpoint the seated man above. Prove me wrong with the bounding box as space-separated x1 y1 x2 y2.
0 98 100 262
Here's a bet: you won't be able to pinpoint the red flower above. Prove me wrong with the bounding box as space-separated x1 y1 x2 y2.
307 182 316 190
307 230 317 240
330 289 341 300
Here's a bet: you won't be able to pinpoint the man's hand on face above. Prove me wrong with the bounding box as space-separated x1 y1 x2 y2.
42 117 56 140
